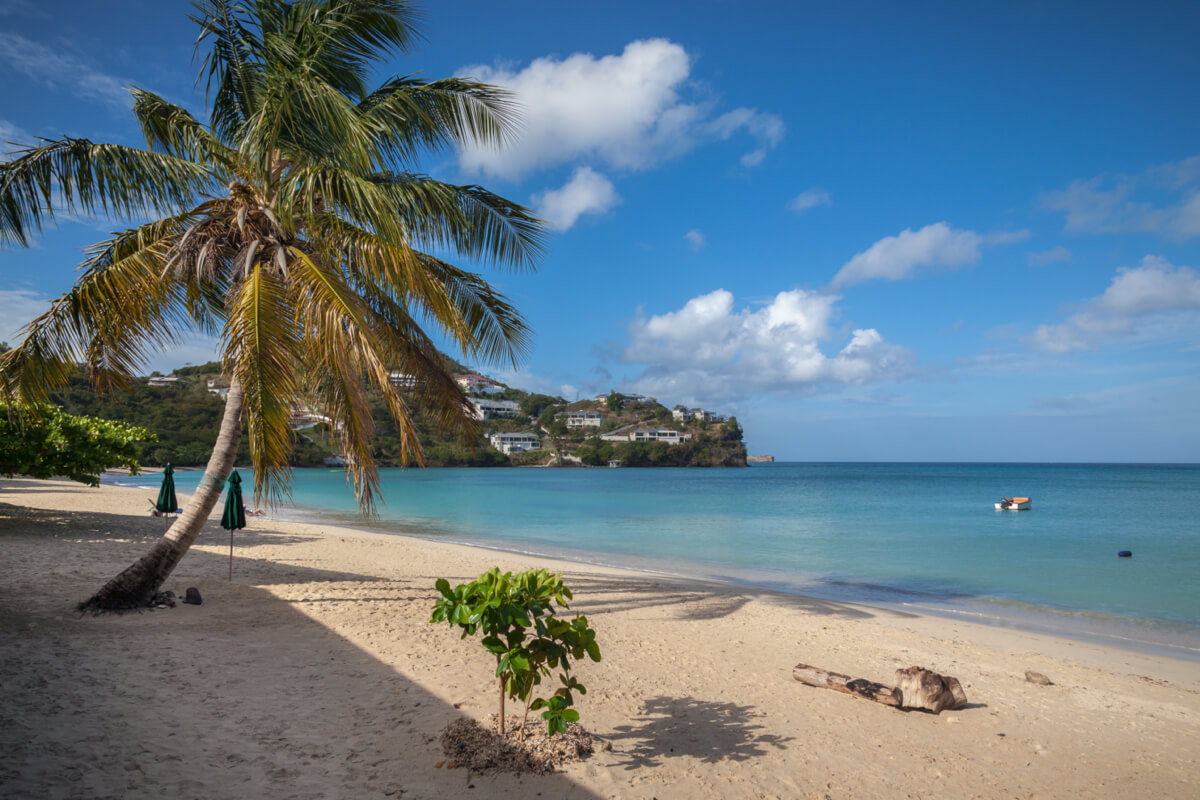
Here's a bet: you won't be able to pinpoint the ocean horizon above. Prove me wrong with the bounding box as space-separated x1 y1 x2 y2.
111 461 1200 660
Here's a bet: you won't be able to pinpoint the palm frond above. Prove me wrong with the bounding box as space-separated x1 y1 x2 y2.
0 137 215 248
131 87 237 171
223 262 300 504
308 213 532 367
358 75 519 166
367 172 544 270
288 246 393 508
191 0 263 143
1 215 199 404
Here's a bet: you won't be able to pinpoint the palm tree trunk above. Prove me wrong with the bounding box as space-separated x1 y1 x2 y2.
82 377 245 612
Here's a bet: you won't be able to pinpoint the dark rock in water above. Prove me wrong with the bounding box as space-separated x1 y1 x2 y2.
1117 550 1133 558
183 587 203 605
1025 670 1053 686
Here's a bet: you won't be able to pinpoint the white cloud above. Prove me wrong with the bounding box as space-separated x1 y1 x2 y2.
0 289 49 344
0 33 130 109
532 167 620 231
1029 256 1200 352
832 222 983 287
684 229 707 252
621 289 914 404
457 39 783 179
1041 157 1200 239
1028 246 1072 267
0 119 29 156
787 189 832 215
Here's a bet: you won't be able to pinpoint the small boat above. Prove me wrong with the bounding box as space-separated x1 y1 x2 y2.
994 496 1031 511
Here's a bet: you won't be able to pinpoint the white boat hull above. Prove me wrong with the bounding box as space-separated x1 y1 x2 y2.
994 499 1031 510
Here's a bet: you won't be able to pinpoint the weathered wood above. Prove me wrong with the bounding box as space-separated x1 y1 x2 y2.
793 663 900 706
793 663 968 714
893 666 968 713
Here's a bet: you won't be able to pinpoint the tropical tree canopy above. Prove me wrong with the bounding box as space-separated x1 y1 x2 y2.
0 404 154 487
0 0 544 513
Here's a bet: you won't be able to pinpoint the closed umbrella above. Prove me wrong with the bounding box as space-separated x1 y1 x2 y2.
155 464 178 516
220 470 246 580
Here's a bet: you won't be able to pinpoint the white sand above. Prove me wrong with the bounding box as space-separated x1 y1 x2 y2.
2 476 1198 799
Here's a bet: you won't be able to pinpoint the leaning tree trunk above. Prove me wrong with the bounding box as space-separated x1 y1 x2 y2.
82 378 245 612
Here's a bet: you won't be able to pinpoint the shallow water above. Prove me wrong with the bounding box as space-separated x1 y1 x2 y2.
114 462 1200 657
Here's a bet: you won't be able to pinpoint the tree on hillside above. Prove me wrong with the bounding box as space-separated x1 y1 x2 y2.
519 392 561 419
0 0 543 610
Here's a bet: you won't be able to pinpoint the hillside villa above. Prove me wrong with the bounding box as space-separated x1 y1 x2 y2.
469 398 521 420
488 432 541 454
387 370 416 389
672 407 727 423
601 424 692 445
457 373 503 393
560 410 604 428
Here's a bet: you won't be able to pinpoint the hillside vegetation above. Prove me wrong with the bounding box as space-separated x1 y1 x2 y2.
45 364 746 468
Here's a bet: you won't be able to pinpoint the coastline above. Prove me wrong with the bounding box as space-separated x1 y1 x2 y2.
105 466 1200 663
4 477 1199 798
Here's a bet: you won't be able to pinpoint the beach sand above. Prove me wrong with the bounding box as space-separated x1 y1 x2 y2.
2 476 1198 799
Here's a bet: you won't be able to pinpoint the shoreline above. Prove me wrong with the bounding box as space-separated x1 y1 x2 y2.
3 476 1200 798
104 469 1200 663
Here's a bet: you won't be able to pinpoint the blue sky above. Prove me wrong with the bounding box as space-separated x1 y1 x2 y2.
2 0 1199 461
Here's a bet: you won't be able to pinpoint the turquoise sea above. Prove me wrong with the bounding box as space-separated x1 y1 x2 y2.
113 463 1200 658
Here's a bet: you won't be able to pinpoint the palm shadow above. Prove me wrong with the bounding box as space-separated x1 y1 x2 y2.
605 696 794 770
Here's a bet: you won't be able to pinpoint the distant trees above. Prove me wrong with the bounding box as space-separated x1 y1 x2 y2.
520 393 562 418
50 368 226 468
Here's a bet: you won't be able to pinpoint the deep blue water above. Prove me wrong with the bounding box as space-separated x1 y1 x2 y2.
114 462 1200 656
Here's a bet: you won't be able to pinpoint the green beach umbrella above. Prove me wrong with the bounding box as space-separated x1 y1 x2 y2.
220 470 246 580
155 464 178 515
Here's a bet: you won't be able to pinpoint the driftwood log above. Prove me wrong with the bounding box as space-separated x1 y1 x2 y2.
794 663 967 714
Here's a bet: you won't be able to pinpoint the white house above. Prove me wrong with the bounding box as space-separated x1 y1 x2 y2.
289 407 334 431
147 376 182 387
489 432 541 454
469 398 521 420
561 410 604 428
632 427 691 445
599 424 638 442
458 373 502 393
596 392 648 404
388 370 416 388
672 407 727 423
206 378 230 399
600 424 691 445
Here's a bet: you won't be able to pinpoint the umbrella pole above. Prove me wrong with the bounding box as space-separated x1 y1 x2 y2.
229 530 233 581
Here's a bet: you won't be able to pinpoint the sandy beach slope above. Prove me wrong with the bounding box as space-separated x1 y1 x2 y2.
2 476 1198 799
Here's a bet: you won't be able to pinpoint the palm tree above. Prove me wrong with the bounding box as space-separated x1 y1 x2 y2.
0 0 543 611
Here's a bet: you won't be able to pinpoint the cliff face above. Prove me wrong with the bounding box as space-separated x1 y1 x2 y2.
747 455 775 463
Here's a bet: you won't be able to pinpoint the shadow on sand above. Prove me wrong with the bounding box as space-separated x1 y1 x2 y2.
605 695 794 770
0 501 603 799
